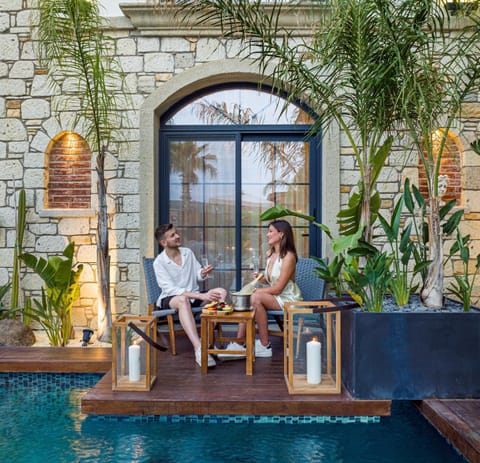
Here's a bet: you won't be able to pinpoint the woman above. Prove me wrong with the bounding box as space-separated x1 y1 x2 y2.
218 219 302 360
250 219 302 357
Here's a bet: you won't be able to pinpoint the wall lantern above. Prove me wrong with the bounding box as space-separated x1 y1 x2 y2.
111 315 158 391
284 301 343 394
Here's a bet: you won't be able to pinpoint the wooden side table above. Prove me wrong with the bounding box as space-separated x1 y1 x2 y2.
200 310 256 375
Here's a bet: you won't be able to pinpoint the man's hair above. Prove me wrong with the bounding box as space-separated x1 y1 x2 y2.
155 223 174 242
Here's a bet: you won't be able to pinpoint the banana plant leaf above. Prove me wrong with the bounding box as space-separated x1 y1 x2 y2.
20 242 79 292
260 204 315 223
470 139 480 155
442 209 464 235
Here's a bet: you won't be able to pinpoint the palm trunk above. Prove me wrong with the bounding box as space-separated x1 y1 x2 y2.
420 196 443 308
96 146 111 341
361 167 373 244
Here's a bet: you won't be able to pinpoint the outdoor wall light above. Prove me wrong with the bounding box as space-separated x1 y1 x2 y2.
81 329 94 347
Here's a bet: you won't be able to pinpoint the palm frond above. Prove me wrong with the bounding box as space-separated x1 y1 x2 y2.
37 0 126 154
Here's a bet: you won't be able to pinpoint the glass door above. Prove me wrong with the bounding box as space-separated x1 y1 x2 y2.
167 137 237 291
240 139 310 282
160 82 319 291
166 134 312 291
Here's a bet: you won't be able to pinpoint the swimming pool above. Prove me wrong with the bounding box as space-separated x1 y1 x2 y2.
0 373 466 463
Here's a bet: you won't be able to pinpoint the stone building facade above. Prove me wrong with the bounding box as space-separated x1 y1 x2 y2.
0 1 479 330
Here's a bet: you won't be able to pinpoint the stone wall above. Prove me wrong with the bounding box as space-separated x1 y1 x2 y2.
0 1 479 333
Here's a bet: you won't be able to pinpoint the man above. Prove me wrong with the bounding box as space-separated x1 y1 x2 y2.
153 224 227 367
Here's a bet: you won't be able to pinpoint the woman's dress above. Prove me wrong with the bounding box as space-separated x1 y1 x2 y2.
265 255 302 308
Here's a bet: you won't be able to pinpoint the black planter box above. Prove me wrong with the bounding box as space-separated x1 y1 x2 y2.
341 307 480 399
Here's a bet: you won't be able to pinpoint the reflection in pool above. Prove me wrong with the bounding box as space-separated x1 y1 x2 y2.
0 373 466 463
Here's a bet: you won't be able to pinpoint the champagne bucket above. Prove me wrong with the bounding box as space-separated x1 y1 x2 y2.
230 292 252 311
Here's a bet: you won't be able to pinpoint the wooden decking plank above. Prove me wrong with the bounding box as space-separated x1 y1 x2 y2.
416 400 480 463
0 346 111 373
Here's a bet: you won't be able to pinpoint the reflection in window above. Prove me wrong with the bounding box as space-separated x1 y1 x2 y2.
166 88 313 126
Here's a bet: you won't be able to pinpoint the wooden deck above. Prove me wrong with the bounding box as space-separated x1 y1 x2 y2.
1 338 480 463
82 336 390 417
416 400 480 463
0 337 389 417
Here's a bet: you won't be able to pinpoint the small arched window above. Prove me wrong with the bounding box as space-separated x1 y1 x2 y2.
45 131 91 209
418 129 463 206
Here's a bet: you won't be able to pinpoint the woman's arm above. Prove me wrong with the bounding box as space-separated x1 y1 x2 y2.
255 252 296 296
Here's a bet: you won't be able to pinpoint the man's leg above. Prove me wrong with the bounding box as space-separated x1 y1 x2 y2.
168 295 201 350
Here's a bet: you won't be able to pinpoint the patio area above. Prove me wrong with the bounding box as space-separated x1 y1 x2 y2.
1 333 479 462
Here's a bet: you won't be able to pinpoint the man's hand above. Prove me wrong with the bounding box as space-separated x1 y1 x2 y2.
204 289 223 302
201 264 214 279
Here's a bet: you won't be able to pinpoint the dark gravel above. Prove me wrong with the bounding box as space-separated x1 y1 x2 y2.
378 294 477 313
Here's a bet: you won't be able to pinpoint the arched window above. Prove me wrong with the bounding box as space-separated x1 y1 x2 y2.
418 130 463 206
159 84 321 290
45 132 91 209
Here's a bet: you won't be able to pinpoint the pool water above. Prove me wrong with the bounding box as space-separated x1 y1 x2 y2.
0 373 466 463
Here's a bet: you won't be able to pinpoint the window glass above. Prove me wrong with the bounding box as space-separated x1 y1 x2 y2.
166 88 313 126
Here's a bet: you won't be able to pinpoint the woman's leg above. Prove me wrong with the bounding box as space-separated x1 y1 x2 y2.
251 292 281 346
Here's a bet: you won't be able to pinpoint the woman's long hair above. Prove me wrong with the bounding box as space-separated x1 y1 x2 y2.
267 220 298 262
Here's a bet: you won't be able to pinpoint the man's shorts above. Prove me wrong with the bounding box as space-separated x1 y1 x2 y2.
160 295 203 310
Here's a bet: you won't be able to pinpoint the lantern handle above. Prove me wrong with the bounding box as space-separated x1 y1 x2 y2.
128 322 168 351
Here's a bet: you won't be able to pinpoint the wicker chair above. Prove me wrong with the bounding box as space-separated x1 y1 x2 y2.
143 257 203 355
267 257 326 337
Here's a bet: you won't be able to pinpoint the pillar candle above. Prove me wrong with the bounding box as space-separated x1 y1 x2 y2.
306 337 321 384
128 344 141 382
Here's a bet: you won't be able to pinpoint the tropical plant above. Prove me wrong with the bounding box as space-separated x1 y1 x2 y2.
0 282 28 320
446 230 480 312
383 0 480 307
342 250 393 313
36 0 127 339
0 283 18 320
31 289 69 347
402 179 430 286
378 197 415 306
178 0 412 244
20 242 83 346
313 255 345 298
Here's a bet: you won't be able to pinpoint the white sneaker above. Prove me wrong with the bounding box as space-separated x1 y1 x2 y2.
195 347 216 367
217 342 246 360
255 339 272 358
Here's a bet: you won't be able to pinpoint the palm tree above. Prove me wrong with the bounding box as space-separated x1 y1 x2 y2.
182 0 480 309
37 0 127 340
178 0 408 244
170 141 218 208
383 0 480 307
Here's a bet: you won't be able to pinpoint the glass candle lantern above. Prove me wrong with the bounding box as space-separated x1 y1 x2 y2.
111 315 158 391
284 301 342 394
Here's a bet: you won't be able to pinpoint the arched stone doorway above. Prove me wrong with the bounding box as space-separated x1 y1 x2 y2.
138 59 340 295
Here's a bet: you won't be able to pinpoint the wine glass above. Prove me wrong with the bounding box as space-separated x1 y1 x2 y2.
201 254 212 279
250 255 260 275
